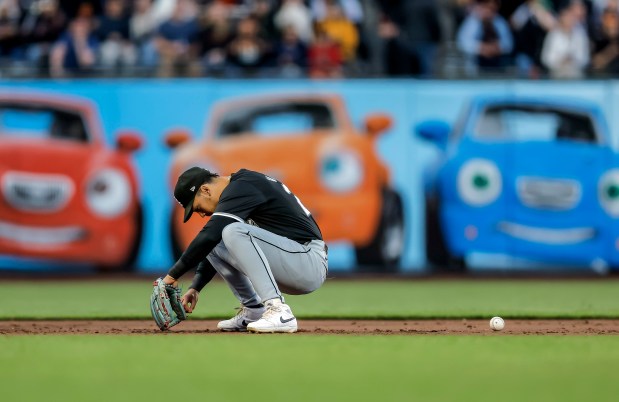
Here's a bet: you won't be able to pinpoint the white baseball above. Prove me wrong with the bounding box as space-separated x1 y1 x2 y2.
489 316 505 331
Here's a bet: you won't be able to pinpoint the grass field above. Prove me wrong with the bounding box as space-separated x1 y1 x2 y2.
2 279 619 402
2 335 619 402
1 278 619 319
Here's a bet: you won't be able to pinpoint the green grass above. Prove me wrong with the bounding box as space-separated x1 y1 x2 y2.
1 335 618 402
3 279 618 402
1 279 619 319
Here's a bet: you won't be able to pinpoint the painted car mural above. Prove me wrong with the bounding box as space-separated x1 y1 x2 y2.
0 92 144 269
165 93 405 269
417 95 619 272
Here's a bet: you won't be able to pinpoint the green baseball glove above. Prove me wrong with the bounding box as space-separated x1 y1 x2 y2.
150 278 187 331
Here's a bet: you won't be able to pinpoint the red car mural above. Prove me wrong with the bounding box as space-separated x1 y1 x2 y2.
0 92 144 270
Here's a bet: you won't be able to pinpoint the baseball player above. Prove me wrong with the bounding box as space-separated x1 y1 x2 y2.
150 167 328 333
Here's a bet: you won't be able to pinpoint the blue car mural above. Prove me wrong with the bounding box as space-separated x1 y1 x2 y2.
417 96 619 272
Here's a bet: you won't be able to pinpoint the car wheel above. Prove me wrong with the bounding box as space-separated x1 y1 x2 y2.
425 197 466 272
355 188 405 271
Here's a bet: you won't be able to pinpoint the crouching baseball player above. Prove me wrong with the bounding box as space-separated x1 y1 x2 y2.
150 167 328 333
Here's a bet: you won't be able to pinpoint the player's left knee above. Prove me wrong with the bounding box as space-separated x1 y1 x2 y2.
221 222 249 247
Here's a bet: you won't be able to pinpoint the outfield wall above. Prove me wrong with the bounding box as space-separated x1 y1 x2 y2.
1 79 618 274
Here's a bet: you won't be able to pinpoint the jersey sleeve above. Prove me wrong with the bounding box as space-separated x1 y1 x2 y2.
176 214 237 274
188 258 217 292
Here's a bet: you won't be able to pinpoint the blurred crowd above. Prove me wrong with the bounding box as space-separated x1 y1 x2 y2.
456 0 619 79
0 0 618 79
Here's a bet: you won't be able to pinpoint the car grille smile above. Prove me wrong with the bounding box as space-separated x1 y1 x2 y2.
2 171 74 213
498 221 595 245
517 177 581 210
0 221 86 246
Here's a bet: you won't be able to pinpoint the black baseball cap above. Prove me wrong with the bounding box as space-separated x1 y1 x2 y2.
174 167 212 223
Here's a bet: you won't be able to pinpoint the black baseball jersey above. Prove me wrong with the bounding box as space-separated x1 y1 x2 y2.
169 169 323 280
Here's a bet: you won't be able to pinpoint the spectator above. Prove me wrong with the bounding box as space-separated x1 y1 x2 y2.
216 0 243 6
456 0 513 76
249 0 278 43
154 0 199 77
77 2 96 18
315 2 358 62
57 0 101 19
0 0 21 58
274 24 307 77
19 0 67 69
226 16 270 76
307 24 342 78
451 0 475 30
96 0 136 70
591 7 619 75
377 0 442 77
590 0 618 30
541 1 589 78
571 0 596 37
598 0 618 13
49 17 98 77
191 1 233 75
510 0 556 78
319 0 364 71
273 0 313 43
311 0 364 24
130 0 175 67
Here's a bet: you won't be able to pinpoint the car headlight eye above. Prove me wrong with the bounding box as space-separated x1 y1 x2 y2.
606 184 619 199
320 151 363 193
472 174 489 190
599 170 619 217
86 169 132 218
324 157 340 173
457 159 502 206
93 181 108 193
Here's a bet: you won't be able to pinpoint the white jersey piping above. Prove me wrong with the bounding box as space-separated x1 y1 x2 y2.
212 212 244 223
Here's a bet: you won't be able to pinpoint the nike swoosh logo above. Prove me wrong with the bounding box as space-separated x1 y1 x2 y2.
280 316 295 323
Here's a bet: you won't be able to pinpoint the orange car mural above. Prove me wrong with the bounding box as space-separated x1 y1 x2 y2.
165 93 405 268
0 92 144 269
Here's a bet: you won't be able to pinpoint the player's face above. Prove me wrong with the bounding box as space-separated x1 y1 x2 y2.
192 197 208 218
193 189 214 218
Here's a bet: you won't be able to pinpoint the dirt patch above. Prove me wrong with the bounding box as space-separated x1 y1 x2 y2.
1 319 619 335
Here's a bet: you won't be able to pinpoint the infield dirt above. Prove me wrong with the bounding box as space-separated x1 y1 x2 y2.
2 319 619 335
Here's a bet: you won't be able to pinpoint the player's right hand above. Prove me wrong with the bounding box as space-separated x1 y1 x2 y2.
181 289 199 313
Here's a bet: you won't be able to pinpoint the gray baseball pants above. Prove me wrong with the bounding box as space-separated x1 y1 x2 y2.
206 222 328 305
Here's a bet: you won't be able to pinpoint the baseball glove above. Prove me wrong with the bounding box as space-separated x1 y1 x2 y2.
150 278 187 331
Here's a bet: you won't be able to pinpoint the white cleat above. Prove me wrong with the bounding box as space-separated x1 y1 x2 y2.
217 305 265 332
247 299 297 333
